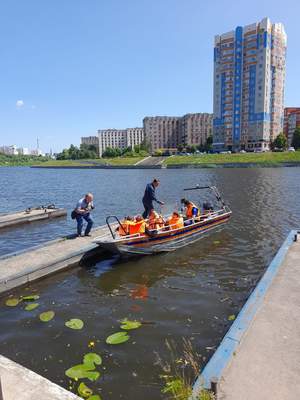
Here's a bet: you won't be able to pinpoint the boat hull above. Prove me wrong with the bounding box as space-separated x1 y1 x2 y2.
94 211 231 256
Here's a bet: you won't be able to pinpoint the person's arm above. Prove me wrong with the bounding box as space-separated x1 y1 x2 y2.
150 185 164 205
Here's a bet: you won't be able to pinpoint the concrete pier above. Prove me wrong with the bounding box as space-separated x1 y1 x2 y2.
0 208 67 229
0 225 108 294
193 230 300 400
0 355 80 400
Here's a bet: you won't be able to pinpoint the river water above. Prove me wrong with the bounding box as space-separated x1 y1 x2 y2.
0 166 300 399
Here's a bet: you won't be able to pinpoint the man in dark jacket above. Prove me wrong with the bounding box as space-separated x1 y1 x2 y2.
142 178 164 218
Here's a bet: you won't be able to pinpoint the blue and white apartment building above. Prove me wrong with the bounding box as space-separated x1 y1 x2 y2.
213 17 287 151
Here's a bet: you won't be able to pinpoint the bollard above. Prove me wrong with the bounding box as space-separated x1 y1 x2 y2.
294 233 298 242
0 376 3 400
210 376 218 396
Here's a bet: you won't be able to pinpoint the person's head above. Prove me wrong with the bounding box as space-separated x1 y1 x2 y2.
149 209 157 218
85 193 94 203
172 211 180 217
152 178 160 188
181 198 190 206
126 215 134 221
135 215 144 222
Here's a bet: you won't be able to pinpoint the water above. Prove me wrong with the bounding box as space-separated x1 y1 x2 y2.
0 166 300 399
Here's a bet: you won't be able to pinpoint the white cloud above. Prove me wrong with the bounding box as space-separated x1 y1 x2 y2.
16 100 24 108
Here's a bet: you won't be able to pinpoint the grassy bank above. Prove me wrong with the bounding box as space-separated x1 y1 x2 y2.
32 157 145 167
164 151 300 166
0 154 51 166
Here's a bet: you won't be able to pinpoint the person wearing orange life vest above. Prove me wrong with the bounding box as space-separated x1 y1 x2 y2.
166 211 184 230
128 215 146 235
181 198 200 220
147 210 165 230
117 216 134 236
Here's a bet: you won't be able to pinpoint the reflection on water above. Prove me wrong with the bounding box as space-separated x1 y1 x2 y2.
0 167 300 399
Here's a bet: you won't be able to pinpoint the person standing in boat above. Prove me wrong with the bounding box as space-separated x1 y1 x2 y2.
142 178 164 219
74 193 94 237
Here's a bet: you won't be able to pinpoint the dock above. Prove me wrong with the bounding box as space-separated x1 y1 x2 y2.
193 230 300 400
0 225 108 294
0 355 80 400
0 207 67 229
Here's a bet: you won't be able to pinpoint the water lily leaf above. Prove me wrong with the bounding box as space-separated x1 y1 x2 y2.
25 303 39 311
65 364 92 379
87 396 102 400
65 318 84 330
83 353 102 368
106 331 130 345
78 382 93 398
65 365 100 381
21 295 40 301
120 319 142 330
39 311 55 322
5 298 20 307
228 314 236 321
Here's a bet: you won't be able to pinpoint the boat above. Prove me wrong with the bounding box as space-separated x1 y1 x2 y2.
93 186 232 255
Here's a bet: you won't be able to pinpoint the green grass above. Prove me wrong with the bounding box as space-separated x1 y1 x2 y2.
164 151 300 166
32 157 145 167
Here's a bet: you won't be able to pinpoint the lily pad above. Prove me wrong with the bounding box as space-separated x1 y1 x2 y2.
65 364 100 381
120 319 142 330
25 303 39 311
5 298 20 307
228 314 236 321
39 310 55 322
87 396 102 400
21 295 40 301
106 331 130 345
78 382 93 398
65 318 84 330
83 353 102 368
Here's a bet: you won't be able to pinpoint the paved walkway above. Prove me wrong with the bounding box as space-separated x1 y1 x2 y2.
218 238 300 400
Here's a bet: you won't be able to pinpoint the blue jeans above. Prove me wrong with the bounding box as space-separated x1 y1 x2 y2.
76 213 93 235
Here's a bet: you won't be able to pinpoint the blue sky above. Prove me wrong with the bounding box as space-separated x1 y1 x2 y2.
0 0 299 152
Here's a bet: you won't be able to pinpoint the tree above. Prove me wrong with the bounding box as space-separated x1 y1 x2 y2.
272 133 288 151
205 136 213 152
177 144 184 153
292 127 300 150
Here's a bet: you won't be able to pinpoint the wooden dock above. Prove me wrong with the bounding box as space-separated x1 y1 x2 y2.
0 208 67 229
0 225 108 294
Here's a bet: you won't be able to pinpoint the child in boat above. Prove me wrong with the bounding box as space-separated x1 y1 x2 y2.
147 210 165 231
181 198 200 224
165 211 184 230
128 215 146 235
117 216 134 236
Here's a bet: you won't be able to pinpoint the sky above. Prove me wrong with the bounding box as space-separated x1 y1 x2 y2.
0 0 299 153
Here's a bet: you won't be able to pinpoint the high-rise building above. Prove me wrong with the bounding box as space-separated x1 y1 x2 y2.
144 113 213 153
97 128 144 157
284 108 300 145
213 17 287 151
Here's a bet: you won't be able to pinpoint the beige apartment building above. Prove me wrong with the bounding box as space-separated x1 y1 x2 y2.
81 136 100 155
97 128 144 157
143 113 213 153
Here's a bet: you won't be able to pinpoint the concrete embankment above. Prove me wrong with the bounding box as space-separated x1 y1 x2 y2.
0 208 67 229
0 355 80 400
0 225 108 294
193 230 300 400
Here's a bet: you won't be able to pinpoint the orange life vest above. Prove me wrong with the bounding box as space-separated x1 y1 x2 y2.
129 220 146 235
167 215 184 230
186 202 199 219
118 220 132 236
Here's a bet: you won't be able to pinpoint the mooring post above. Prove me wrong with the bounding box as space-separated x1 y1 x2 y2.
210 376 218 396
294 233 298 242
0 376 4 400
